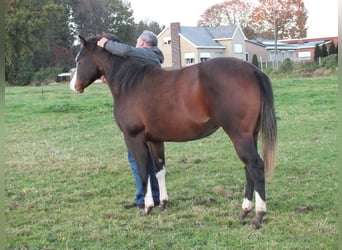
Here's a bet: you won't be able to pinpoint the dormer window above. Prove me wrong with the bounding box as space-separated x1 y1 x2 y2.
163 37 171 44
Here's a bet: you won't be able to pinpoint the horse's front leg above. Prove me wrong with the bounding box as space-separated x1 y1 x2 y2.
125 135 154 215
148 142 168 210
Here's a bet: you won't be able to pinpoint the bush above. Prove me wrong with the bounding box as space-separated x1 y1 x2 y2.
278 58 294 73
321 54 337 69
32 67 65 84
252 54 259 68
6 58 34 86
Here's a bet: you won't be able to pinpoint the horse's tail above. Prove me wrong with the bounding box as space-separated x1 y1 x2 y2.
255 69 277 178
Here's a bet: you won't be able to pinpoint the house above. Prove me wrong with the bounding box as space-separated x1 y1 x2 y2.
281 37 337 63
245 39 267 65
260 40 298 65
158 23 338 68
246 38 337 65
157 23 247 68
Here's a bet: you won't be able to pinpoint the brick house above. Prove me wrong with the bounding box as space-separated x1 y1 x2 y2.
157 22 247 69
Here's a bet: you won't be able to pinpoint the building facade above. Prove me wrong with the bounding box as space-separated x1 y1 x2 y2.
158 23 247 69
157 23 338 68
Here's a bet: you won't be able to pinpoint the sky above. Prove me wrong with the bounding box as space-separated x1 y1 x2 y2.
128 0 338 38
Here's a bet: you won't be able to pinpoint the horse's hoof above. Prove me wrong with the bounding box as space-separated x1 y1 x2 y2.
251 219 262 229
239 209 251 220
251 211 266 229
143 206 153 216
159 200 168 211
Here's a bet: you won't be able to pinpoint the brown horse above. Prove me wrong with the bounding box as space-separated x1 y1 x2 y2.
70 35 277 229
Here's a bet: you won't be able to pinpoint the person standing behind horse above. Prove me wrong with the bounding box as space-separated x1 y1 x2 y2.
97 30 164 209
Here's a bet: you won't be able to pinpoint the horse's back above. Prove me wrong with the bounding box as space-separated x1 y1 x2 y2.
197 57 261 105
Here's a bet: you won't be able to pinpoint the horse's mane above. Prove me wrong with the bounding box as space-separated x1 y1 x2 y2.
84 33 121 43
85 34 159 94
114 60 158 94
83 34 158 92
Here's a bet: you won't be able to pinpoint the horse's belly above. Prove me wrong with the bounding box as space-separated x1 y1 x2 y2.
150 121 219 142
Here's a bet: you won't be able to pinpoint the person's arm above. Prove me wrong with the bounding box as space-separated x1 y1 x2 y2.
97 37 132 56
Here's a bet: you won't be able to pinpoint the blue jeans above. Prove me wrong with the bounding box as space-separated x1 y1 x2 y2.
127 151 160 205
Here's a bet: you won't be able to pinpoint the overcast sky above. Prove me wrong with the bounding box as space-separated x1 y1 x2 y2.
129 0 338 38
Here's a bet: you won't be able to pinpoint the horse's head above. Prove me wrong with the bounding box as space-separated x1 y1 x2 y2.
70 35 104 93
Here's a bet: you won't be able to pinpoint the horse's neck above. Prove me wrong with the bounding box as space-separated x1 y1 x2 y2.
96 53 117 82
97 53 122 95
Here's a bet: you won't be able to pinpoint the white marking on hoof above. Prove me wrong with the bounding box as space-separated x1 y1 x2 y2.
156 167 168 204
144 176 154 209
255 192 266 212
242 198 253 211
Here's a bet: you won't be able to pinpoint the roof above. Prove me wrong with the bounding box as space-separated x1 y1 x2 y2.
247 40 331 50
180 25 239 48
296 40 332 49
246 39 266 47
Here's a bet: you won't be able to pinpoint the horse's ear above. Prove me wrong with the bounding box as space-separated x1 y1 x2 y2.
79 35 87 46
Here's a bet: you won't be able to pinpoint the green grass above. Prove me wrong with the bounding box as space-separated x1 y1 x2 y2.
5 76 338 249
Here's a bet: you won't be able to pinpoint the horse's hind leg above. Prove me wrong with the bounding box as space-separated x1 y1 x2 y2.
240 166 254 220
234 137 266 229
148 142 168 210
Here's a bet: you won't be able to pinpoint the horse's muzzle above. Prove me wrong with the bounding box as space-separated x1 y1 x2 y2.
69 69 84 94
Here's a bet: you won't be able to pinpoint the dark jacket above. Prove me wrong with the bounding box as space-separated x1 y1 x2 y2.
104 40 164 67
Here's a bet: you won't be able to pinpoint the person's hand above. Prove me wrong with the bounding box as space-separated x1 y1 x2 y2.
97 37 108 48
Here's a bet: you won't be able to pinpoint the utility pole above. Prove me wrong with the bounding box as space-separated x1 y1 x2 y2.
273 2 279 70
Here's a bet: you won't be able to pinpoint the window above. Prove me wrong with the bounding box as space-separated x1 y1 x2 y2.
298 51 311 61
200 52 210 62
287 50 295 60
234 44 243 53
185 58 195 64
184 52 195 65
163 37 171 45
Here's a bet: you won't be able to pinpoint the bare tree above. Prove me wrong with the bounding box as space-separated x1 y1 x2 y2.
198 0 255 38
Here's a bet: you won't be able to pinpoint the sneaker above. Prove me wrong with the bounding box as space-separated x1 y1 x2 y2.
124 203 144 209
124 202 160 209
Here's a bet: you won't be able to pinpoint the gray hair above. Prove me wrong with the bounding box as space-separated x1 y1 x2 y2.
138 30 158 46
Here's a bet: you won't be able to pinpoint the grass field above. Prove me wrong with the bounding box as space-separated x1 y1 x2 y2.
5 76 338 249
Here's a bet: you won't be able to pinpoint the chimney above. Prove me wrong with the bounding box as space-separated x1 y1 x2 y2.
170 22 181 69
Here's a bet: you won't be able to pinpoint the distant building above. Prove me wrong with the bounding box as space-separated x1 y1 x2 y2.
158 23 247 68
245 39 336 65
281 37 338 63
157 23 338 68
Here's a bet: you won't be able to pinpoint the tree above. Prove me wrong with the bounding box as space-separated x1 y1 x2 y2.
198 0 256 39
70 0 136 44
250 0 308 39
252 54 259 67
314 43 321 63
135 19 164 40
321 43 328 57
35 0 75 72
5 0 66 85
328 40 337 55
6 0 139 85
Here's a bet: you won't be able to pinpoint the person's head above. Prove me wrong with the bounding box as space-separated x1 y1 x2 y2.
136 30 158 48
